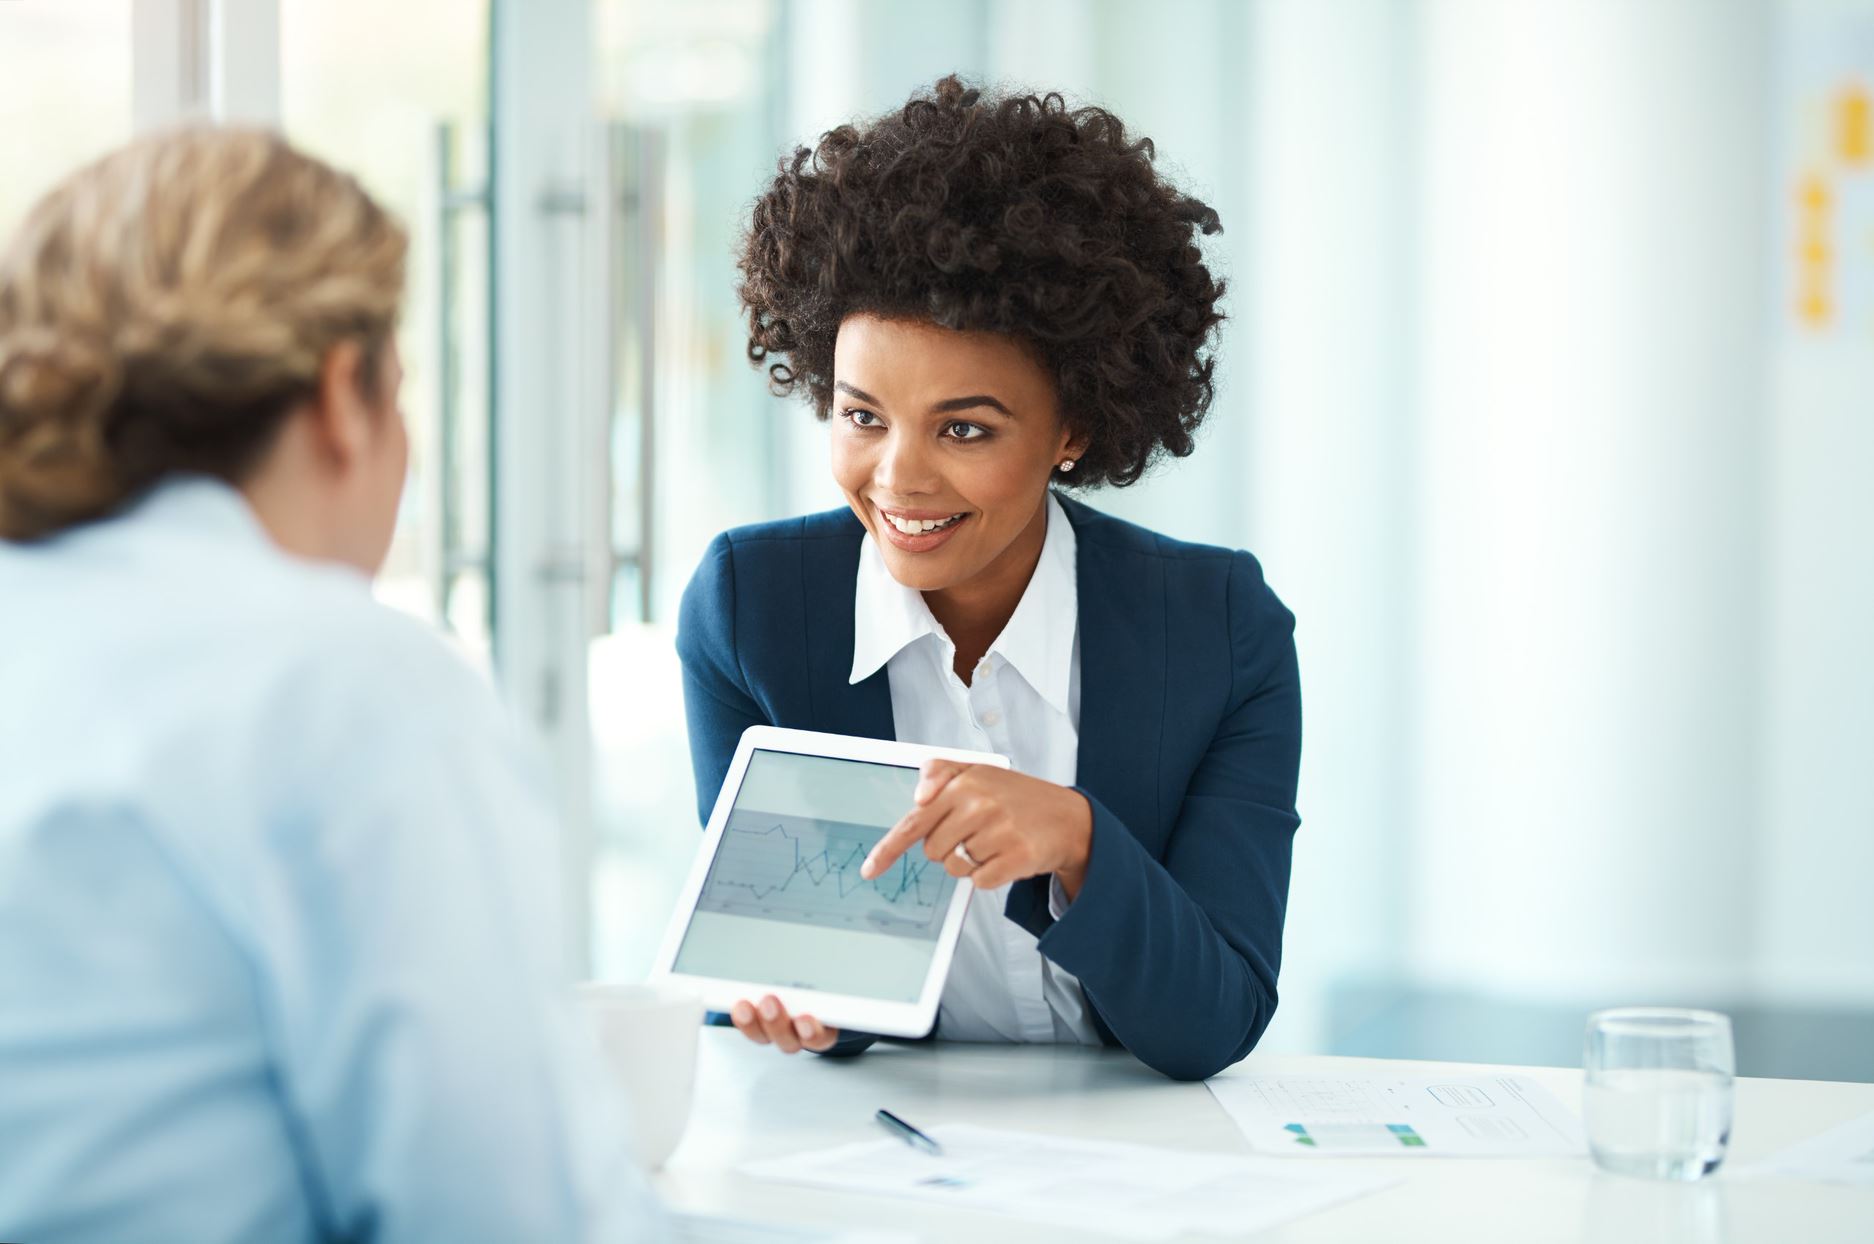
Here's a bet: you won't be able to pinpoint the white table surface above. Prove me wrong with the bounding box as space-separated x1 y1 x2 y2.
655 1029 1874 1243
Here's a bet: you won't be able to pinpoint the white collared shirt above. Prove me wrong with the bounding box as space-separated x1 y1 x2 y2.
850 493 1102 1045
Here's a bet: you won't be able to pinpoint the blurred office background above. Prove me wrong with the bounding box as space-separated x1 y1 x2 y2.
4 0 1869 1082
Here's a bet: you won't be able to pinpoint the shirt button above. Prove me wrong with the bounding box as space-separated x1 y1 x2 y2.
980 709 1002 728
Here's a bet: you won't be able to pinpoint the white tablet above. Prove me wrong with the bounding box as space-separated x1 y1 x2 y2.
651 725 1007 1038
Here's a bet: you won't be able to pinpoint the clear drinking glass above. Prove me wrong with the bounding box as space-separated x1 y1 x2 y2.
1583 1008 1735 1180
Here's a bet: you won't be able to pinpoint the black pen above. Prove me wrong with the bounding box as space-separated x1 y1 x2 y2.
875 1108 944 1156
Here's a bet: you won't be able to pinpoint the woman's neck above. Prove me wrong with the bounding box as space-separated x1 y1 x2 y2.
922 497 1050 685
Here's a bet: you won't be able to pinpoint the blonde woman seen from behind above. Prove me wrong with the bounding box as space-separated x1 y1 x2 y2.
0 130 666 1243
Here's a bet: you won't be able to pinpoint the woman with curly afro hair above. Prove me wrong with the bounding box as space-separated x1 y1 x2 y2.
676 77 1300 1081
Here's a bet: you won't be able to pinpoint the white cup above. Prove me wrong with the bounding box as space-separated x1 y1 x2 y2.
575 980 704 1169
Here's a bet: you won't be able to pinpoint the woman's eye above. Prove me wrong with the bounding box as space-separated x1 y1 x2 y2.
844 408 881 428
944 421 987 441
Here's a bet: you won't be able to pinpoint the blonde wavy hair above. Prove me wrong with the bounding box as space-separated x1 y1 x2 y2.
0 127 407 541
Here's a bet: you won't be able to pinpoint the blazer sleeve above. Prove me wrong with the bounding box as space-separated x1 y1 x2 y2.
1037 551 1301 1081
675 532 768 825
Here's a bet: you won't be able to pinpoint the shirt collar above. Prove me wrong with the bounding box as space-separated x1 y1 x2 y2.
849 492 1078 715
127 473 274 548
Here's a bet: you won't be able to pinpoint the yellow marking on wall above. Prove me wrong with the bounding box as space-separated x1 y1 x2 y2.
1837 82 1873 167
1799 288 1833 327
1800 173 1832 212
1796 169 1834 329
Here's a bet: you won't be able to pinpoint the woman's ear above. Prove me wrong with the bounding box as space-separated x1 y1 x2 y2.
307 340 374 468
1059 421 1092 468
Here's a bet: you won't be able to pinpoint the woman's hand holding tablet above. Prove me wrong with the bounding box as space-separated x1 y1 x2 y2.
726 995 839 1054
862 760 1096 897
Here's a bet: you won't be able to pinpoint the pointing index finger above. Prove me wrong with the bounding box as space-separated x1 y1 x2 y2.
860 806 930 880
862 759 970 879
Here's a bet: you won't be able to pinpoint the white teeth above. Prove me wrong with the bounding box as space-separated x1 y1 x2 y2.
885 512 964 535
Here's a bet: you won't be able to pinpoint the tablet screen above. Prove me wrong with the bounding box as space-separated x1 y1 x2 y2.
672 748 960 1002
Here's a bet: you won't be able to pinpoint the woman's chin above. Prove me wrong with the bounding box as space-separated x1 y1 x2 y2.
878 543 972 592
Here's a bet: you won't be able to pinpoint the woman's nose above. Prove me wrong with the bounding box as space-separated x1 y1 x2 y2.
874 429 942 495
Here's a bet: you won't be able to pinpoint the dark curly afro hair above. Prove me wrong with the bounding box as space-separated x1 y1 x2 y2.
736 75 1226 489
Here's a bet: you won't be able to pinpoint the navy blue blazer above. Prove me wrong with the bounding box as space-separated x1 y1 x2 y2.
674 494 1301 1081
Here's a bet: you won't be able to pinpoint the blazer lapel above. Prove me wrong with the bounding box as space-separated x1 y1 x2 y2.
800 521 896 741
1067 499 1167 843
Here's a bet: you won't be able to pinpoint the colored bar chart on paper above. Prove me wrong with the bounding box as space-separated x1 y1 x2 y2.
1207 1074 1585 1158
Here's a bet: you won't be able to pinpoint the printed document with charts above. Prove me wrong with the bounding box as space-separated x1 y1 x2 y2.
742 1124 1397 1241
1206 1072 1586 1157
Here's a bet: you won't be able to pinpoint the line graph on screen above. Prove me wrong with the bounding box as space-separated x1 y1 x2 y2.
696 810 956 937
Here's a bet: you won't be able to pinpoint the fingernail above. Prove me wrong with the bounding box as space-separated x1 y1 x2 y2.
860 854 877 878
794 1017 813 1039
732 1002 752 1024
760 998 779 1021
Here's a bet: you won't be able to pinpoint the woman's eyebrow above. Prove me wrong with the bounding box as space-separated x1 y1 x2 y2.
930 394 1014 418
835 381 1014 419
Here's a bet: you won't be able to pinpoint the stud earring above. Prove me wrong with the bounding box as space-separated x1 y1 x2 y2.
1059 459 1077 473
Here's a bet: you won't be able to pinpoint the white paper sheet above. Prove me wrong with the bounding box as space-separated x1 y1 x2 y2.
1206 1073 1585 1158
674 1214 917 1244
740 1123 1398 1241
1731 1111 1874 1186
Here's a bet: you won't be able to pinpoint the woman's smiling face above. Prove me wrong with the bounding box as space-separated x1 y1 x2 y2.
830 313 1083 593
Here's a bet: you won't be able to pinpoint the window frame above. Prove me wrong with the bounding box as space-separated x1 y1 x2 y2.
131 0 280 130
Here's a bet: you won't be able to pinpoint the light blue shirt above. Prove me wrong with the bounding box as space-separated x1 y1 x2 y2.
0 478 665 1243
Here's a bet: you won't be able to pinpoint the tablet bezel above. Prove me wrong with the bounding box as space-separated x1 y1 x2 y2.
650 725 1007 1038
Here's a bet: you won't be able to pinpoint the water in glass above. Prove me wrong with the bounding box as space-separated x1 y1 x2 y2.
1584 1067 1733 1180
1583 1008 1735 1181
